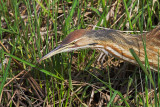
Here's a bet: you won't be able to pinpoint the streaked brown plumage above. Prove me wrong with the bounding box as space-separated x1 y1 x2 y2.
39 27 160 71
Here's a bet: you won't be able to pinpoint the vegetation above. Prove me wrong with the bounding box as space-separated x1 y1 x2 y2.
0 0 160 106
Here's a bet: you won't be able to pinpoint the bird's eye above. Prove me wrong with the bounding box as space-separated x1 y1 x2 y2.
70 42 75 45
88 43 98 45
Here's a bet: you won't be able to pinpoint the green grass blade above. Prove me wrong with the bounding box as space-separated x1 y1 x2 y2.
65 0 78 32
123 0 133 30
0 51 11 95
4 52 63 80
107 91 118 107
0 28 17 34
86 71 130 107
129 48 155 88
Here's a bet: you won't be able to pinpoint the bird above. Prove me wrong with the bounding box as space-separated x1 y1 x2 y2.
39 27 160 71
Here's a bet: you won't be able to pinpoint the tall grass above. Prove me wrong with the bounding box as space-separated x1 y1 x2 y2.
0 0 160 106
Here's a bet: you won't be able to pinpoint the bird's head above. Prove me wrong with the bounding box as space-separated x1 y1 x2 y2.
39 29 104 62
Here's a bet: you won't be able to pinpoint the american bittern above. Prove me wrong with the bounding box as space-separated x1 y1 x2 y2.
39 27 160 71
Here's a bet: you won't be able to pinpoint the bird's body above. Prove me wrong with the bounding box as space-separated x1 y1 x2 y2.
39 27 160 71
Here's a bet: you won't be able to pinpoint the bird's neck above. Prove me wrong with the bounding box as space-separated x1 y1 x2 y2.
96 28 160 71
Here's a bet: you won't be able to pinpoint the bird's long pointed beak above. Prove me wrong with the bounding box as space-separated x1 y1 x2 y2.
38 45 61 62
38 44 75 63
